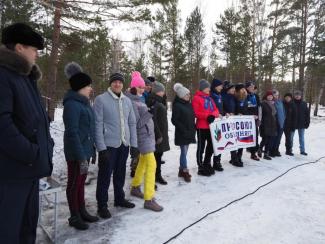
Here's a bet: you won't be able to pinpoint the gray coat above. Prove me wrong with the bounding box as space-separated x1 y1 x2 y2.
126 93 156 154
94 88 137 151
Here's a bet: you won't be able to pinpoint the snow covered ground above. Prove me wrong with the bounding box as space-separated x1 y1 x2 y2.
37 106 325 244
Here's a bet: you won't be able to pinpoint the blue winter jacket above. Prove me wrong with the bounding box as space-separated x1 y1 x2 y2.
222 92 236 114
63 90 96 161
274 100 286 129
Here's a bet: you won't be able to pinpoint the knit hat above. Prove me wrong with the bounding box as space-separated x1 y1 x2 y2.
1 23 44 50
265 90 274 97
147 76 156 83
64 62 92 91
174 83 190 98
245 80 255 88
109 72 124 84
152 81 165 94
294 90 302 96
223 80 235 91
284 93 293 98
211 78 223 89
130 71 145 88
199 79 210 91
235 83 245 92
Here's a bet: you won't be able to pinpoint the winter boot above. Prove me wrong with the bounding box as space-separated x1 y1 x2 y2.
204 163 215 175
263 152 272 160
213 161 224 171
250 153 260 161
300 152 308 156
144 198 163 212
156 173 168 185
198 166 211 176
97 207 111 219
257 148 263 158
178 169 191 182
130 186 144 199
80 206 99 223
114 199 135 208
274 151 281 157
68 213 89 230
286 151 294 156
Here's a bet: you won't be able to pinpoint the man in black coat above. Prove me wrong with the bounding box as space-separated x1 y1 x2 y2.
292 90 310 155
0 23 54 244
283 93 297 156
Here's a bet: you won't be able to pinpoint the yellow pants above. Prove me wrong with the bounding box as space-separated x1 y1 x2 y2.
131 152 156 200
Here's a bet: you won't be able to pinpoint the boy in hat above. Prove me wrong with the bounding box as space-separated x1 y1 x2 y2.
0 23 54 243
283 93 297 156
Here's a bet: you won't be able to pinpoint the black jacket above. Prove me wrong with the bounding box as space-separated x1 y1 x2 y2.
147 94 170 153
294 99 310 129
235 99 248 115
283 101 297 132
0 47 53 181
260 101 277 137
171 96 196 146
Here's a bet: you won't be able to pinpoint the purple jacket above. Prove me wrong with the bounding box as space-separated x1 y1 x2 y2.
127 93 156 154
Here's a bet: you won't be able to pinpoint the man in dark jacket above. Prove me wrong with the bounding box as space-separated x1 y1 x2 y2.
245 81 261 161
293 90 310 155
283 93 297 156
0 23 54 243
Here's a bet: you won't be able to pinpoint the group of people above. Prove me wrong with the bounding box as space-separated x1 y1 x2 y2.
0 23 311 243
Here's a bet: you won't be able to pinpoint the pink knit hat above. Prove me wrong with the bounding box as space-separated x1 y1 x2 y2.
130 71 145 88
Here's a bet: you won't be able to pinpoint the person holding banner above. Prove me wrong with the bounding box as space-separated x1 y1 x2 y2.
245 81 261 161
233 83 248 167
192 79 219 176
171 83 196 182
260 90 278 160
210 78 225 171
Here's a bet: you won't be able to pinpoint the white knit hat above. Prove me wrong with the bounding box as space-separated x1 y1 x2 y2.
173 83 190 98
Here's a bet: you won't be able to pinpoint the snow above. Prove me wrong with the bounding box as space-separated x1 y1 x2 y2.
37 106 325 244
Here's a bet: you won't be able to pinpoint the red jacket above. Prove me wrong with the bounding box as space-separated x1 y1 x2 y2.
192 90 219 129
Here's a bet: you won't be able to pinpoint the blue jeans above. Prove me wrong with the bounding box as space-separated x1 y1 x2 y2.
180 145 189 170
292 129 305 153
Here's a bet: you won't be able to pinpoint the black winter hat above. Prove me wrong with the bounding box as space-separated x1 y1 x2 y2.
211 78 223 89
223 80 235 91
235 83 245 91
109 72 124 84
1 23 44 50
64 62 92 91
147 76 155 83
245 80 255 88
284 93 293 98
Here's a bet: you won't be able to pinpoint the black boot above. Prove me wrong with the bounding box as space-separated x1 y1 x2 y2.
80 206 99 223
198 166 211 176
97 207 111 219
286 151 294 156
114 199 135 208
68 213 89 230
213 161 224 171
263 152 272 160
156 173 168 185
204 163 215 175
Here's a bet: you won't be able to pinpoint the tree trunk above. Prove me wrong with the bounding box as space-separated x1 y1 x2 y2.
46 0 63 121
314 79 325 116
299 0 308 93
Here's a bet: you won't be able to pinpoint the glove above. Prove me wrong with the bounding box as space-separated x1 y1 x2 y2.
98 149 109 163
91 145 97 164
207 115 215 124
130 147 139 158
156 137 163 145
79 160 89 175
148 106 155 114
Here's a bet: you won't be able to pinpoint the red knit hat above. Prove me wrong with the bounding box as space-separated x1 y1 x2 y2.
265 90 273 97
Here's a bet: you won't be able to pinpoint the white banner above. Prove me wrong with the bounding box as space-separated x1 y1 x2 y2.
209 115 256 155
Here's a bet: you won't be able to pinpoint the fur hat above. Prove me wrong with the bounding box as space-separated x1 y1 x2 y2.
199 79 210 91
1 23 44 50
174 83 190 98
223 80 235 91
109 72 124 84
64 62 92 91
272 89 280 96
130 71 145 88
294 90 302 96
152 81 165 94
245 80 255 88
235 83 245 92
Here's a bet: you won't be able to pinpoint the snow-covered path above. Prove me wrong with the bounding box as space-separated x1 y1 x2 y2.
38 109 325 244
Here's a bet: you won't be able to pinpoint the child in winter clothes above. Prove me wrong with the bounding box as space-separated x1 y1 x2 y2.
260 90 278 160
147 82 170 185
283 93 297 156
128 71 163 212
192 79 219 176
63 62 99 230
232 83 248 167
171 83 196 182
210 78 224 171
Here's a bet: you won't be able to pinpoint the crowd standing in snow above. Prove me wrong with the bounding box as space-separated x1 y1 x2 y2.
0 23 311 242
